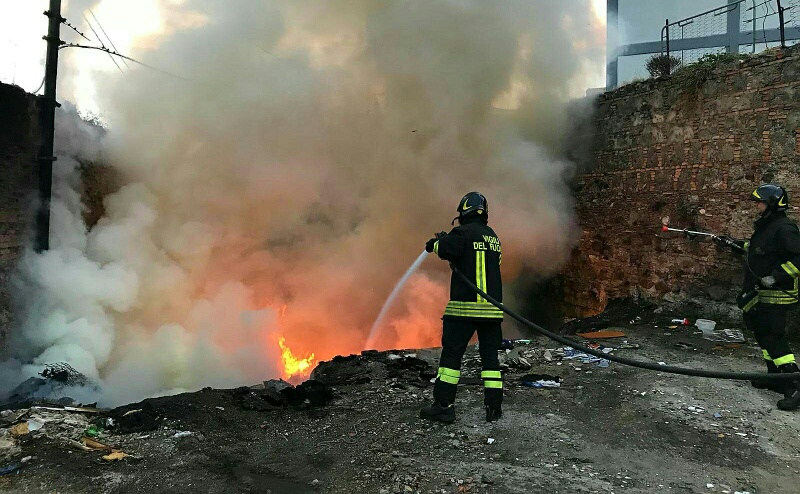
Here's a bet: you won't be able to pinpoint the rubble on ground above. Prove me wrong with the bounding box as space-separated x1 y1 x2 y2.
0 302 797 493
1 363 100 411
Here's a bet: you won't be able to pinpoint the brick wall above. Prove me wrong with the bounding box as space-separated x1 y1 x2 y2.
0 83 40 344
563 47 800 317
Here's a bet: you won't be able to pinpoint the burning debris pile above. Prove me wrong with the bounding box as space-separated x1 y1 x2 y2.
1 0 605 406
0 349 435 479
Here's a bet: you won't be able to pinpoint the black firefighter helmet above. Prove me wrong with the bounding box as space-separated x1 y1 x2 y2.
751 184 789 213
453 191 488 225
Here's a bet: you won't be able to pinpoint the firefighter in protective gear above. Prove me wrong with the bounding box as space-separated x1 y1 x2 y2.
715 184 800 411
420 192 504 423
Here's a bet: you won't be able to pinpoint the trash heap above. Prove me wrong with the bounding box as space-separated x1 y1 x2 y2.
2 363 100 410
0 403 127 476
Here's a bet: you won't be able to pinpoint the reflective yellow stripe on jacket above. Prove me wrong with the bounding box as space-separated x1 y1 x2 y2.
444 301 503 319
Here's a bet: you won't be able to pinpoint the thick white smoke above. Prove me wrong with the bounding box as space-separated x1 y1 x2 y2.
6 0 604 405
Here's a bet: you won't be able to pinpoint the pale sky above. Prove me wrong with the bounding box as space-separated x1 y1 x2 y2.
0 0 608 115
0 0 188 115
3 1 794 108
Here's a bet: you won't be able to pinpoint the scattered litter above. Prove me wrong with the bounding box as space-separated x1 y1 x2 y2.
616 342 641 350
10 423 29 436
543 350 553 361
84 425 102 438
0 409 29 426
122 409 142 417
31 406 101 414
707 484 715 489
657 362 667 366
102 451 129 462
215 407 225 411
81 437 113 451
20 456 32 464
597 359 610 368
0 463 20 476
10 418 44 437
40 363 89 387
674 342 694 350
559 348 611 367
173 431 193 439
671 318 690 326
66 439 93 452
514 339 532 345
695 319 716 334
735 432 748 437
703 329 745 343
714 412 723 419
487 438 495 445
505 357 532 370
577 330 626 339
520 374 562 389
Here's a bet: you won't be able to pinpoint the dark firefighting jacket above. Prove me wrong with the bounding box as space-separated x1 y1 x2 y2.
432 217 503 320
740 211 800 311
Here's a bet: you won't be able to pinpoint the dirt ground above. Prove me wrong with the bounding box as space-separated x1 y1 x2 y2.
1 307 799 494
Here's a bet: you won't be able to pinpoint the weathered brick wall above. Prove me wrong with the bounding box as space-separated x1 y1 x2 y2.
0 83 40 343
564 47 800 317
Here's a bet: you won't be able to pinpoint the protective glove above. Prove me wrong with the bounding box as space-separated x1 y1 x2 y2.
425 238 437 253
713 235 745 253
434 231 447 239
761 276 776 288
713 235 733 247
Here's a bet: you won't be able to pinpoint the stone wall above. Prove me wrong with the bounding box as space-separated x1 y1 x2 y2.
563 47 800 317
0 83 40 343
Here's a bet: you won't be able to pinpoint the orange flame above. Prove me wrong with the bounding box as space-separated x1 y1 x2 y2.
278 337 315 379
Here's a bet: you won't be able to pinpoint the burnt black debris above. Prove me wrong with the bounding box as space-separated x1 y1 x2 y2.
311 351 435 387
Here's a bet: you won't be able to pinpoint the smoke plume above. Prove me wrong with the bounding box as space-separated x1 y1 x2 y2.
6 0 604 405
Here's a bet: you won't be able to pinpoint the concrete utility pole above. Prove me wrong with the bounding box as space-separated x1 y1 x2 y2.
606 0 619 91
726 0 741 54
36 0 63 252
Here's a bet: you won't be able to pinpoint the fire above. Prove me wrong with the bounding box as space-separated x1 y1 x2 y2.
278 337 315 380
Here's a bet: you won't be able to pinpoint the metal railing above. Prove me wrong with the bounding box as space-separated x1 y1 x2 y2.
658 0 798 75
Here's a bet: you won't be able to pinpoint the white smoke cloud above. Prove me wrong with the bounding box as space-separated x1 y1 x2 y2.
5 0 605 406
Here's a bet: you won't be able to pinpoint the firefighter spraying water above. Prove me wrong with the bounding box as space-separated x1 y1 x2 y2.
419 192 505 424
364 251 430 350
664 184 800 411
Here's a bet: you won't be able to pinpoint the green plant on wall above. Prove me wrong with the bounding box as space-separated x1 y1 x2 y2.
646 54 682 78
672 52 748 95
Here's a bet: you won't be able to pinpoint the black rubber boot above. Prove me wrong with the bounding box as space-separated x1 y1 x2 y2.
776 363 800 411
485 405 502 423
751 360 786 394
420 402 455 423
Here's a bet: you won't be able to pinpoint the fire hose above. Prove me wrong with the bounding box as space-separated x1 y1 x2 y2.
662 225 800 304
450 266 800 381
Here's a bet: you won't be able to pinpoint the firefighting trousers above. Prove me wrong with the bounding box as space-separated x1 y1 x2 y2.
433 318 503 407
743 304 796 368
